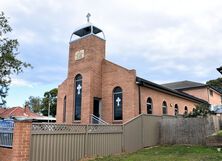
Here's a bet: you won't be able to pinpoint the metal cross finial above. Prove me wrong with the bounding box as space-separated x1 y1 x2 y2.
86 13 91 23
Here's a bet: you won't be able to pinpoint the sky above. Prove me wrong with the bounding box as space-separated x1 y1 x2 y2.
0 0 222 107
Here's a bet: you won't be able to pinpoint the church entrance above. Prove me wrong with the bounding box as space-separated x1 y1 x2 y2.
93 97 101 124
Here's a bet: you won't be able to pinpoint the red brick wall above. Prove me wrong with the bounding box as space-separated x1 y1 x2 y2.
101 60 138 123
140 86 197 116
0 121 32 161
182 87 209 102
57 35 105 124
208 89 222 105
0 147 13 161
56 34 202 124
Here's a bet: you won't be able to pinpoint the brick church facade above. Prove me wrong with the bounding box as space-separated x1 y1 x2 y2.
56 21 217 124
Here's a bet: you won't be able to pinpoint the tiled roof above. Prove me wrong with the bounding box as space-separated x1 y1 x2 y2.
0 106 43 119
162 81 207 90
0 108 6 114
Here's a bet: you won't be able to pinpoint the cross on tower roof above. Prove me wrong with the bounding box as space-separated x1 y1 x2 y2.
86 13 91 23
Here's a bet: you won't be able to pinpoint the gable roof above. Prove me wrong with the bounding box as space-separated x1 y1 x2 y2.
162 80 207 90
0 106 43 119
136 77 208 104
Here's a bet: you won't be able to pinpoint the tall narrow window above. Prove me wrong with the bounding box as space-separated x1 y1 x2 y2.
63 96 66 122
74 74 82 120
162 101 167 115
184 106 188 115
174 104 179 115
147 97 153 114
113 87 122 120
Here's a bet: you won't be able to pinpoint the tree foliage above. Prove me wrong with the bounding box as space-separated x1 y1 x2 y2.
25 88 58 117
0 11 31 106
25 96 42 113
184 103 212 118
206 77 222 93
41 88 58 117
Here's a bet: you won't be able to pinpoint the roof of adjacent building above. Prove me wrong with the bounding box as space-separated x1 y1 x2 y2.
0 106 40 118
0 106 55 121
162 80 207 90
162 80 222 95
136 77 208 104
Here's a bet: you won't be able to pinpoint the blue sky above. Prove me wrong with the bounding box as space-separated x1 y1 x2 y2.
1 0 221 107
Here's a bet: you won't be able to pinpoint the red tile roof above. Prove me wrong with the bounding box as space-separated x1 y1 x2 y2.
0 106 43 119
0 108 6 114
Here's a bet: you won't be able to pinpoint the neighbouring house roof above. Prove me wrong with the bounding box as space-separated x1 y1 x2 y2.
136 77 208 104
162 80 207 90
162 80 222 95
0 106 55 121
0 108 6 114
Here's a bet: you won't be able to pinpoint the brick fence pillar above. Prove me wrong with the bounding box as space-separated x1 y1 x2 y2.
12 121 32 161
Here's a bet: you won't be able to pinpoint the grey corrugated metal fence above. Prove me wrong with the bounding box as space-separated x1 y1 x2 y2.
30 115 220 161
30 115 162 161
0 120 14 148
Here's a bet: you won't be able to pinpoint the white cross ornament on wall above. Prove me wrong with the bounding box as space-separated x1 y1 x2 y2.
116 97 121 107
77 84 82 95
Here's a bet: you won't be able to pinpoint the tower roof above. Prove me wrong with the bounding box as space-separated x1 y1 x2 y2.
70 14 105 42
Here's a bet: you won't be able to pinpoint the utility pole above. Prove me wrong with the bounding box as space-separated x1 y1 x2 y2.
48 93 51 123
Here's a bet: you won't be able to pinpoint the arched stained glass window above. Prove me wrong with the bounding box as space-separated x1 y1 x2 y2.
74 74 82 120
175 104 179 115
184 106 188 115
162 101 167 115
63 96 66 122
147 97 153 114
113 87 122 120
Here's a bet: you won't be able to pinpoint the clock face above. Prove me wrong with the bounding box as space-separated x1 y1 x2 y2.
75 50 85 60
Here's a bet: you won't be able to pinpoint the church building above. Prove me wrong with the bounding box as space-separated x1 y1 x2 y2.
56 17 209 124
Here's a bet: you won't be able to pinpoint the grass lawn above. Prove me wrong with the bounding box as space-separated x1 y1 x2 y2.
217 130 222 136
89 145 222 161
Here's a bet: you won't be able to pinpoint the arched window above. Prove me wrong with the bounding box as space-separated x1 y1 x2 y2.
74 74 82 120
184 106 188 115
63 96 66 122
147 97 153 114
113 87 122 120
174 104 179 115
162 101 167 115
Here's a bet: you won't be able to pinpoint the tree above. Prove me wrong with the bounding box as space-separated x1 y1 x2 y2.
25 96 42 113
0 11 31 106
206 77 222 93
184 103 212 118
41 88 58 117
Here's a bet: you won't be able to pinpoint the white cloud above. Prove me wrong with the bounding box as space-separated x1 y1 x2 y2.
11 78 34 88
1 0 222 84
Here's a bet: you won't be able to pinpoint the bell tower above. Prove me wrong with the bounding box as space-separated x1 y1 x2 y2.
57 14 106 124
68 13 106 77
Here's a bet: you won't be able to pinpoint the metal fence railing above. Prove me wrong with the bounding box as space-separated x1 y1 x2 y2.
0 119 14 148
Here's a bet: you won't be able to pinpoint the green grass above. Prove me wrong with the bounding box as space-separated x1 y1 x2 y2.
89 145 222 161
217 130 222 136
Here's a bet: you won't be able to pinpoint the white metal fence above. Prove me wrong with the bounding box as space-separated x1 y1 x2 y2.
0 120 14 148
